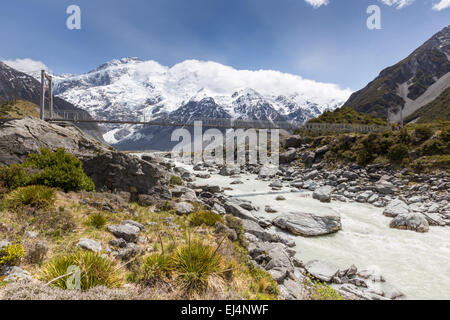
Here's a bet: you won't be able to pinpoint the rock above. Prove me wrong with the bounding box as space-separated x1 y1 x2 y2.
241 220 278 242
269 181 283 188
214 222 238 241
303 180 318 191
305 170 319 180
0 118 171 198
389 213 429 233
265 206 278 213
109 238 127 248
312 186 333 203
276 195 286 201
230 180 243 185
280 148 297 164
107 224 140 243
219 165 239 176
258 165 278 178
122 220 145 231
212 203 226 215
356 192 372 203
367 194 379 204
224 201 258 222
302 151 316 168
0 240 11 250
305 260 340 282
383 199 410 217
342 171 358 181
279 278 305 300
273 211 342 237
174 202 195 215
0 266 33 283
284 135 303 148
376 179 396 195
116 243 141 261
77 238 102 253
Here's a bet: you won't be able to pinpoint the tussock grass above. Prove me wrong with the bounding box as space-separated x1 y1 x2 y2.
173 240 223 293
3 185 56 210
41 250 123 291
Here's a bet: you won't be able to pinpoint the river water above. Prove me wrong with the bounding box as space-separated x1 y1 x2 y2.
168 160 450 300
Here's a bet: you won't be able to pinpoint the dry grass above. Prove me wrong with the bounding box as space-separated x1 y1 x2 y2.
0 189 280 300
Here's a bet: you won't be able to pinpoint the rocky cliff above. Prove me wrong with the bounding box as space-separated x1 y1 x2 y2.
0 117 171 198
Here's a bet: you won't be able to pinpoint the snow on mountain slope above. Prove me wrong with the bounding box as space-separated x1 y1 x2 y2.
52 57 352 147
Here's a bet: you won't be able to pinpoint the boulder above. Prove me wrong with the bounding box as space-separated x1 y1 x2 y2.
284 135 303 148
219 165 239 176
389 213 429 233
0 118 171 198
107 224 140 243
241 219 279 242
0 266 33 283
305 260 340 282
376 179 396 195
258 165 278 178
174 202 195 215
224 201 258 222
77 238 102 253
273 211 342 237
383 199 410 217
280 148 297 164
312 186 333 203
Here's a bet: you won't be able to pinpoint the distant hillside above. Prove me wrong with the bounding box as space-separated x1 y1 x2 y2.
0 100 39 119
308 106 385 125
406 86 450 123
0 61 105 142
343 26 450 121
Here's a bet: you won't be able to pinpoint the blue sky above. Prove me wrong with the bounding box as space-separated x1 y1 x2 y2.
0 0 449 90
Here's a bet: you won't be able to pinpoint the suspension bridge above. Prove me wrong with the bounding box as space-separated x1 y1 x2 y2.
38 70 389 134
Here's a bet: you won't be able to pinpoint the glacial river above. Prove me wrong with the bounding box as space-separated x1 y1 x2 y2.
171 161 450 300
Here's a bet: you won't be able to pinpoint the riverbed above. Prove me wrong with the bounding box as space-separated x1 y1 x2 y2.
172 161 450 300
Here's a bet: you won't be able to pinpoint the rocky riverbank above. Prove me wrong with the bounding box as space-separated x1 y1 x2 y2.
149 155 448 300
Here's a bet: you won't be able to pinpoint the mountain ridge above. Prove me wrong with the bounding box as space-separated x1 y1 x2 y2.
343 25 450 122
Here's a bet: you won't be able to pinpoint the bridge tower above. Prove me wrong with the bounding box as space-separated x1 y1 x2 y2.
40 70 54 120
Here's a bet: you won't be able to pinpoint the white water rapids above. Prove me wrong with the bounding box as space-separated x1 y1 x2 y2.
167 160 450 300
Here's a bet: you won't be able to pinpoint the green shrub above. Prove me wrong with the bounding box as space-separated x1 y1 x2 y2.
4 185 56 209
189 211 223 227
0 164 30 190
419 140 447 156
41 251 123 291
24 148 95 192
310 280 344 300
0 149 95 192
173 241 222 292
414 125 433 142
441 126 450 142
388 143 409 162
87 212 107 229
170 175 183 186
141 253 173 284
0 244 25 266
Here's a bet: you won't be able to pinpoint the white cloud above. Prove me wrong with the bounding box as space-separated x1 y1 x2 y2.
378 0 415 9
304 0 330 8
2 58 50 75
432 0 450 10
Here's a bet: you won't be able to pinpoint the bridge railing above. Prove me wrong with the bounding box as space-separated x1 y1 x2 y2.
45 110 389 133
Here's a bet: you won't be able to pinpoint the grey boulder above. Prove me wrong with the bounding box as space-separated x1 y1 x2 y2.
389 213 429 233
383 199 410 218
273 211 342 237
312 186 333 203
77 238 102 253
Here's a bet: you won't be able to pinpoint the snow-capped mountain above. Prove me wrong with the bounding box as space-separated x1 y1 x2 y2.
52 58 352 149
